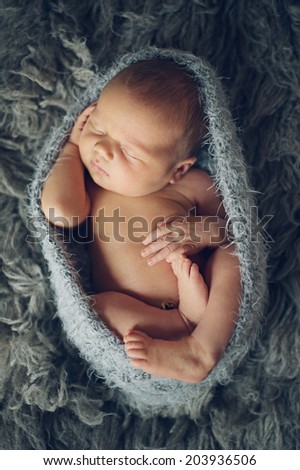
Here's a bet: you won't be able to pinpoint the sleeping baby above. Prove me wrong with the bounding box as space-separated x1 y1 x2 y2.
41 59 241 383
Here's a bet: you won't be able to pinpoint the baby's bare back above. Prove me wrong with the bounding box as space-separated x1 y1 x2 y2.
88 181 194 308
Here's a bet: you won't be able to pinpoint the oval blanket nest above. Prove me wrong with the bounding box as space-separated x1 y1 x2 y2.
28 47 268 418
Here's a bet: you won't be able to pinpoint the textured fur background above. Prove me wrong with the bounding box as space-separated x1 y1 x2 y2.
0 0 299 449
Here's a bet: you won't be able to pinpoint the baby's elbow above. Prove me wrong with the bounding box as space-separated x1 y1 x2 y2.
41 196 89 228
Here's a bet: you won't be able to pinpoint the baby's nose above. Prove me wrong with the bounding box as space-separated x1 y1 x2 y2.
94 139 114 161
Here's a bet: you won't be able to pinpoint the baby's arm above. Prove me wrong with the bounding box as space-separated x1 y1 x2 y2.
41 104 95 227
141 169 227 264
192 243 241 366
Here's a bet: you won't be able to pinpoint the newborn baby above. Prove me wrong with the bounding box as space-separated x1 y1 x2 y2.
42 59 241 382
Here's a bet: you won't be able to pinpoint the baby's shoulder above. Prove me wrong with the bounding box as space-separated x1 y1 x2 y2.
182 168 213 185
178 168 224 215
178 168 214 198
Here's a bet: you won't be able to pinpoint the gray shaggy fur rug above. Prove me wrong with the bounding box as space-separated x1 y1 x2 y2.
0 0 299 450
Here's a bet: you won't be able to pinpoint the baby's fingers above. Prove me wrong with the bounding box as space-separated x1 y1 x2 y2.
142 221 171 246
141 237 166 258
165 244 200 263
80 102 98 119
75 102 97 128
142 242 179 266
69 102 97 145
141 232 179 259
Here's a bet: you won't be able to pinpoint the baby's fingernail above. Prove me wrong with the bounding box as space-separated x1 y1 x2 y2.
141 250 146 257
147 258 154 266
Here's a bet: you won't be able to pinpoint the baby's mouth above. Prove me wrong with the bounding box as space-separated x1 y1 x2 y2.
91 160 109 177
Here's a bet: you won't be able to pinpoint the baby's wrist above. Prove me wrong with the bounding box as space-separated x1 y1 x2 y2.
59 140 81 162
66 137 79 147
62 140 80 153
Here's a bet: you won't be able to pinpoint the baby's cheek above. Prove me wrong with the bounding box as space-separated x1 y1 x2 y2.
79 149 90 173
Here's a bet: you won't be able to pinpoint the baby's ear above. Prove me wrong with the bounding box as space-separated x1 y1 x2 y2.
169 156 197 184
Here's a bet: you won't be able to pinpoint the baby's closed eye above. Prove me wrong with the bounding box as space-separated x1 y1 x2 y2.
121 146 142 161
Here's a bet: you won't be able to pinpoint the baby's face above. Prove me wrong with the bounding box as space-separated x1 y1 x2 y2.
79 81 183 197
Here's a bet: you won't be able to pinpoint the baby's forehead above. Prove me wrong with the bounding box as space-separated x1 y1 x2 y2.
92 79 186 152
94 81 126 110
98 78 186 125
94 81 152 117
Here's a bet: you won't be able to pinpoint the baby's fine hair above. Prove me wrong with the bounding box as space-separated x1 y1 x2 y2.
110 59 206 157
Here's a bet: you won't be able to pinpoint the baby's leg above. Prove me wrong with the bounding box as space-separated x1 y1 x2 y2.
92 284 212 382
90 256 207 340
89 291 189 340
125 245 241 383
171 256 208 326
124 256 210 382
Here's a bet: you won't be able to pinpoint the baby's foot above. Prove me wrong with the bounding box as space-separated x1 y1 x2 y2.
124 330 216 383
171 256 208 325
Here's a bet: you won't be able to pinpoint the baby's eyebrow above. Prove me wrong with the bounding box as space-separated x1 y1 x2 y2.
126 137 149 154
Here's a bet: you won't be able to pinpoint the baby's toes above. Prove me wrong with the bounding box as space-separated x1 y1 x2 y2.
181 257 193 277
171 258 180 276
124 329 149 343
126 346 148 360
190 262 200 279
124 338 143 348
124 339 146 355
171 255 186 276
124 330 151 360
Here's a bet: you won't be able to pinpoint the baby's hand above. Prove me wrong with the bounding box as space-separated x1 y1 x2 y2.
69 102 97 146
141 216 227 266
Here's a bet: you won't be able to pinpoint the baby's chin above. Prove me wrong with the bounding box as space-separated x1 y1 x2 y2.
87 168 165 197
91 180 157 197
